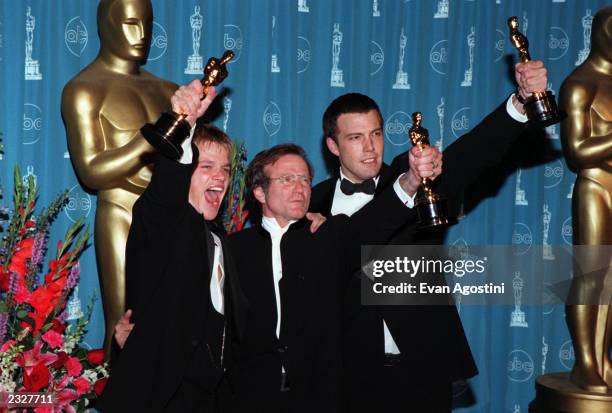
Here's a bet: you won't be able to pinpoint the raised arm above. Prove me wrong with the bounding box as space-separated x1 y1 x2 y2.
391 60 548 202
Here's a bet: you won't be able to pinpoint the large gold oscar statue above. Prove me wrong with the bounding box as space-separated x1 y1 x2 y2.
61 0 177 357
532 6 612 413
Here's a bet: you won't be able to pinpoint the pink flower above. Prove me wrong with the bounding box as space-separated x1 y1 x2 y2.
43 373 77 413
64 356 83 377
16 341 58 375
41 330 64 349
72 376 91 395
34 406 54 413
55 388 79 413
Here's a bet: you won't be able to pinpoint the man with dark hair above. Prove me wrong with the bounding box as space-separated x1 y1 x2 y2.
223 140 437 412
99 82 247 413
310 61 549 412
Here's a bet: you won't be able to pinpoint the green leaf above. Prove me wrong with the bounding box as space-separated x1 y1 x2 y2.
16 309 28 319
41 322 54 333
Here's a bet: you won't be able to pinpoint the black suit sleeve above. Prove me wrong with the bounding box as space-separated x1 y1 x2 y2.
125 154 195 321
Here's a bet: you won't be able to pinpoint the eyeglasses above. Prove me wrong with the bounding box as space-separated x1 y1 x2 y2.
268 174 312 186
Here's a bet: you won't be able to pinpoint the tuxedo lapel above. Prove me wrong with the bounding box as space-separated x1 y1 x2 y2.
278 220 310 342
311 178 337 216
376 163 394 196
218 231 248 341
204 224 215 277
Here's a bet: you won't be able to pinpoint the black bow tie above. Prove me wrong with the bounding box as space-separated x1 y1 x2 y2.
340 178 376 196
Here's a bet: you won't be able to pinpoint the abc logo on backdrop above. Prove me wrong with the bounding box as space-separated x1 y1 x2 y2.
64 185 92 223
507 349 535 383
263 102 282 137
385 111 412 146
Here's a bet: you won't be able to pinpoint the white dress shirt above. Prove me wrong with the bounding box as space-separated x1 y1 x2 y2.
261 216 296 373
331 170 416 354
209 233 225 315
180 129 224 315
261 216 296 339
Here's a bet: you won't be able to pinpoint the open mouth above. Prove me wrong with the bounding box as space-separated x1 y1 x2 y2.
203 186 224 207
362 157 377 165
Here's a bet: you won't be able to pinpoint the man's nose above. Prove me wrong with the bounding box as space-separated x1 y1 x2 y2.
212 169 226 181
363 136 374 152
292 180 307 193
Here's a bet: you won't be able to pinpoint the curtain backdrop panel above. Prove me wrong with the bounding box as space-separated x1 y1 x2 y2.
0 1 606 412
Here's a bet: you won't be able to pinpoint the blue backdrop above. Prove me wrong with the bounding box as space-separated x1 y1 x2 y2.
0 1 607 412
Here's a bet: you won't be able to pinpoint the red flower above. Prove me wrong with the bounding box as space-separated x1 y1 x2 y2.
23 362 50 392
0 340 16 352
72 376 91 395
86 349 105 366
0 268 9 291
42 330 64 349
51 319 66 334
65 356 82 377
93 377 108 396
8 238 35 276
51 351 68 369
28 264 69 333
14 284 32 304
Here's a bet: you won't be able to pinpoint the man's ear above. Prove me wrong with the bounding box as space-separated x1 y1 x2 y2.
253 186 266 204
326 137 340 157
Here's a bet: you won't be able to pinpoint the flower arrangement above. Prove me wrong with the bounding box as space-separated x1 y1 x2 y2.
223 141 249 233
0 167 108 412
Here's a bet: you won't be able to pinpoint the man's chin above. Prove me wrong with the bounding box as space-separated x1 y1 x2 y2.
358 164 381 179
202 207 221 221
291 209 308 221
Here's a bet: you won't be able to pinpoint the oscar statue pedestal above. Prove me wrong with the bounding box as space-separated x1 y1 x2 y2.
530 373 612 413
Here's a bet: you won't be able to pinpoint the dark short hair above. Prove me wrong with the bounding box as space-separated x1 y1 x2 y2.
192 123 233 156
322 93 383 141
246 143 314 194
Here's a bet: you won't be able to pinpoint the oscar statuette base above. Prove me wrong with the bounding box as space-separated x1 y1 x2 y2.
529 373 612 413
141 112 192 160
415 196 457 230
524 91 567 129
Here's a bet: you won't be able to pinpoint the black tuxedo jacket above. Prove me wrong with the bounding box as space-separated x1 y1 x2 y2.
98 152 248 413
310 100 526 385
224 185 416 412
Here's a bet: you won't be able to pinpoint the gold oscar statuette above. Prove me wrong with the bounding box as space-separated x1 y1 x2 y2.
409 112 456 229
507 16 566 128
61 0 179 358
141 50 234 159
530 6 612 413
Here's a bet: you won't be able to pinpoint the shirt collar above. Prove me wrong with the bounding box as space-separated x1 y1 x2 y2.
338 168 380 186
261 216 297 237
